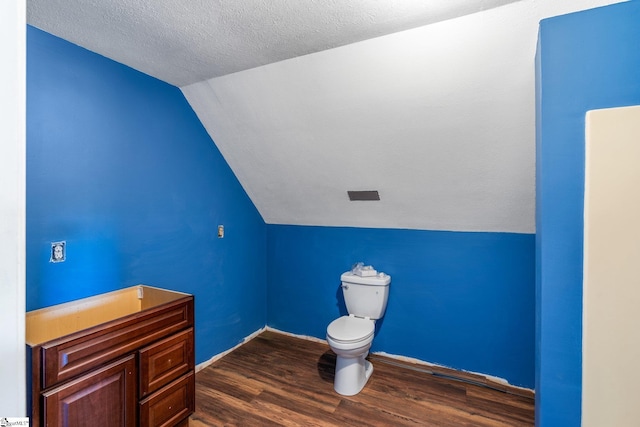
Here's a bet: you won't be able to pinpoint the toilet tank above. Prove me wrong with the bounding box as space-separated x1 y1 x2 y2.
340 272 391 320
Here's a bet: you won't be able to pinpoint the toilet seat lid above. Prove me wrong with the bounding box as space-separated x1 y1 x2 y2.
327 316 374 343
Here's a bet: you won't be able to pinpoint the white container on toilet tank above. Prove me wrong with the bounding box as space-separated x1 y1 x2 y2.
326 268 391 396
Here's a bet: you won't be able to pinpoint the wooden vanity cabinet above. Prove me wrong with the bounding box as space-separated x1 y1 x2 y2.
26 286 195 427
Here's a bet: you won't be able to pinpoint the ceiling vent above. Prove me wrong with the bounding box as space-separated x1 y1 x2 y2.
347 190 380 201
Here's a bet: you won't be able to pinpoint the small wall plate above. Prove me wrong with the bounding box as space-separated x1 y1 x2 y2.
50 241 66 263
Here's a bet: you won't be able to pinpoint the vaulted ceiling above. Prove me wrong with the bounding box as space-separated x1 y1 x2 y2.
27 0 626 233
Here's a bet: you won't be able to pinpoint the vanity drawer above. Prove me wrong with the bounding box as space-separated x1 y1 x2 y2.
139 327 194 397
139 372 195 427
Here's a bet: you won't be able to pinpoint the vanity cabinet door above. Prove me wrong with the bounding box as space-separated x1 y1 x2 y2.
43 355 137 427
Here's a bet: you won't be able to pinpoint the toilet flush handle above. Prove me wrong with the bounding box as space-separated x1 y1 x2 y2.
342 284 349 290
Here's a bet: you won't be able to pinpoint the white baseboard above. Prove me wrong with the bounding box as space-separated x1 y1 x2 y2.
195 326 266 372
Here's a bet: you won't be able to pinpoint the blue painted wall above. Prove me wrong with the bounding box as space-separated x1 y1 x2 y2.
536 2 640 426
26 26 267 364
267 225 535 388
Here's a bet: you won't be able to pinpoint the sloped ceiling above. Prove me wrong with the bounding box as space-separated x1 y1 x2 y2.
27 0 626 233
27 0 521 87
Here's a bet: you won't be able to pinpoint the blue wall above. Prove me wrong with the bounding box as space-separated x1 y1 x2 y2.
536 2 640 426
267 225 535 388
26 26 267 364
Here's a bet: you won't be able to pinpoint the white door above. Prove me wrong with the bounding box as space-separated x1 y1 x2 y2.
583 105 640 426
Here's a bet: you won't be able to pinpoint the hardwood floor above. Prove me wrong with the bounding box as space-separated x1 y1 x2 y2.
189 331 534 426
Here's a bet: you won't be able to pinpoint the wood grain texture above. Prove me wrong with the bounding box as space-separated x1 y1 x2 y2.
190 331 534 426
28 290 195 426
43 355 137 427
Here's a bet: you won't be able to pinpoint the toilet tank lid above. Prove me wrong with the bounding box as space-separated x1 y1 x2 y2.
341 272 390 286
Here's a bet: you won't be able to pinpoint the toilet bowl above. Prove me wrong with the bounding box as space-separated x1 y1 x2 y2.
326 315 375 396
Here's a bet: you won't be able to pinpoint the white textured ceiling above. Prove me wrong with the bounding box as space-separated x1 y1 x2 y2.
27 0 521 87
27 0 626 233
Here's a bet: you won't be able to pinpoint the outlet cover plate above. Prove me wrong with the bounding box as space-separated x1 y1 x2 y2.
50 241 66 263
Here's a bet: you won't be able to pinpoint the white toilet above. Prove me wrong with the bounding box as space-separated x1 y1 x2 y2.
326 269 391 396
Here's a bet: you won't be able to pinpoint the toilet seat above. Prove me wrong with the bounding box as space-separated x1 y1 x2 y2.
327 315 374 344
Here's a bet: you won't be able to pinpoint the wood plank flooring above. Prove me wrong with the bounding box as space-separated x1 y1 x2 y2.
189 331 534 426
